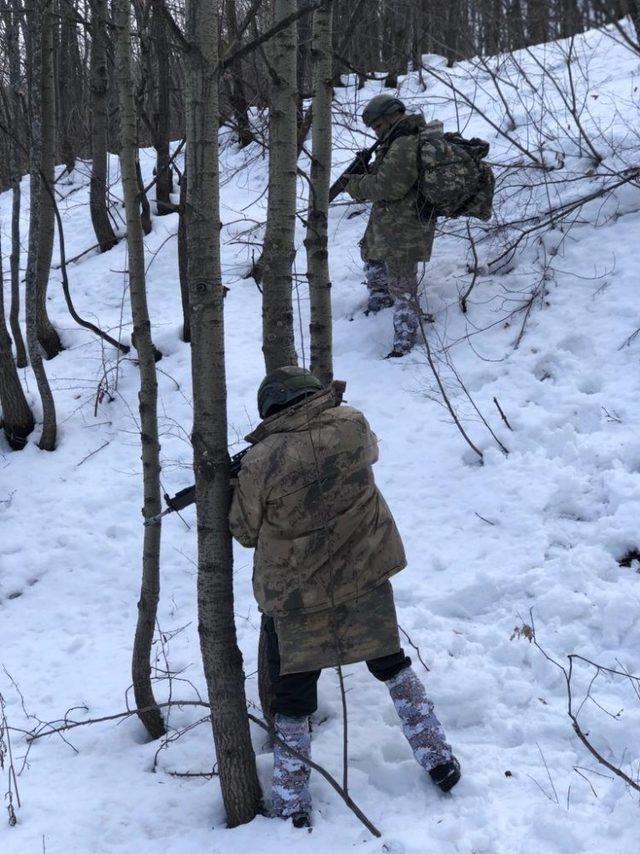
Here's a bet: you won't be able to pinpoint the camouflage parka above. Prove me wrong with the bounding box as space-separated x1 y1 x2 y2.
346 113 440 265
229 383 407 621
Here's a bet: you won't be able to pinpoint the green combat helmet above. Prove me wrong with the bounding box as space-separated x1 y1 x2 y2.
257 366 323 419
362 94 406 127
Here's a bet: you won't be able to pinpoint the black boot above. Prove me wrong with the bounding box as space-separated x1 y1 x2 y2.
429 756 461 793
291 811 312 829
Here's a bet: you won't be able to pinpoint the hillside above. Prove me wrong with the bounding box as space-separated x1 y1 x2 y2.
1 22 640 854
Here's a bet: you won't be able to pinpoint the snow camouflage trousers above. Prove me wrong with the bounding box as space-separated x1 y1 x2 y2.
364 259 420 353
271 713 312 819
386 666 453 771
271 666 453 820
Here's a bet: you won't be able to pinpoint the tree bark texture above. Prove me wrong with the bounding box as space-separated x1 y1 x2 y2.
305 0 333 386
261 0 298 372
114 0 165 741
89 0 118 252
34 1 62 359
7 1 28 367
185 0 262 826
0 231 34 449
24 0 57 451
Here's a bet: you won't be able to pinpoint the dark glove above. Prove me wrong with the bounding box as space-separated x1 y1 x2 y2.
344 149 372 176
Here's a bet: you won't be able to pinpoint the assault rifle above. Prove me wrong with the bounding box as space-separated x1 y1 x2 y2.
328 139 380 203
143 446 250 526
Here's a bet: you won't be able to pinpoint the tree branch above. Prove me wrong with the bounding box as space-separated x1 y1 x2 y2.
219 1 323 71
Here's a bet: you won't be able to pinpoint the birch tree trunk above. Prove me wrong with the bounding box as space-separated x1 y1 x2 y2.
25 0 57 451
7 0 28 368
114 0 165 741
185 0 262 825
89 0 118 252
305 0 333 386
261 0 298 372
0 231 34 450
34 0 62 359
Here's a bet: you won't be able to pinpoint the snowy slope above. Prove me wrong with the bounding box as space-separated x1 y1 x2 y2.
1 22 640 854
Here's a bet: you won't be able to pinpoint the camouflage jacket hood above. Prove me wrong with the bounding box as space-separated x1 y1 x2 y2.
229 381 406 619
346 112 440 264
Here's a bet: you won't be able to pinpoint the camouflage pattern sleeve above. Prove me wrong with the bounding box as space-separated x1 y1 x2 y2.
346 135 419 203
228 448 267 548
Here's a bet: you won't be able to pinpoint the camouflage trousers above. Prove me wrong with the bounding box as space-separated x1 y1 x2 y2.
364 259 420 354
271 713 312 820
270 663 453 819
386 665 453 772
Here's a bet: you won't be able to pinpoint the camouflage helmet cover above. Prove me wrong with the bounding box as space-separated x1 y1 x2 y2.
257 366 323 419
362 94 406 127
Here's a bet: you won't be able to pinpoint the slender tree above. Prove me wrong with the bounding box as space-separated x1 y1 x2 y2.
33 0 62 358
261 0 298 372
0 230 35 449
177 166 190 342
89 0 118 251
6 0 28 367
305 0 333 385
57 0 83 176
114 0 165 741
222 0 257 149
150 3 173 213
24 0 57 451
185 0 262 825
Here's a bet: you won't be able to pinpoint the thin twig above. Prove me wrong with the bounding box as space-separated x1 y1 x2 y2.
493 397 513 431
75 441 110 467
415 303 484 461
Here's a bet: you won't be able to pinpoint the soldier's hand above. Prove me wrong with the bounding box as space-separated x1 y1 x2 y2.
345 149 371 176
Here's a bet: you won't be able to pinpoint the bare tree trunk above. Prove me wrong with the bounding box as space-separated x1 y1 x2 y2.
151 3 174 213
527 0 550 45
57 0 80 175
305 0 333 386
0 231 34 450
185 0 262 826
89 0 118 252
177 167 190 342
114 0 165 741
261 0 298 372
631 1 640 44
222 1 256 148
7 0 28 368
383 0 408 87
135 158 153 235
25 0 57 451
34 0 62 359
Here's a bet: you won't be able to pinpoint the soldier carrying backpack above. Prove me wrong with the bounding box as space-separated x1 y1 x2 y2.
333 94 494 357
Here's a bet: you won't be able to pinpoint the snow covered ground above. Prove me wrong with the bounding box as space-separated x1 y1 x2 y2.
1 22 640 854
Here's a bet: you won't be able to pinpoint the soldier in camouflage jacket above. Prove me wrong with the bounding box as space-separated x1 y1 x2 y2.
345 95 440 357
229 368 460 827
